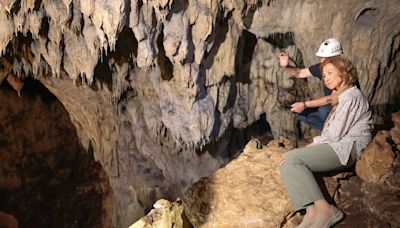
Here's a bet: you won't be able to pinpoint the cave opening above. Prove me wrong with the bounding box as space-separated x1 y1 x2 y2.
0 77 110 228
200 113 272 160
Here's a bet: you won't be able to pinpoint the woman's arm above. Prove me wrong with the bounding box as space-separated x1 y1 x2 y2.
290 96 332 113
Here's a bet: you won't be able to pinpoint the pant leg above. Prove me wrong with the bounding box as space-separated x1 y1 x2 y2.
278 144 344 211
296 105 332 130
296 108 325 130
317 104 332 123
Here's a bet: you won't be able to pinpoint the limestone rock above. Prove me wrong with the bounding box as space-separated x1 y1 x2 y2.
361 183 400 225
5 74 23 97
183 129 400 227
129 199 187 228
389 112 400 145
356 112 400 188
356 131 394 183
333 176 388 227
1 0 400 227
183 139 292 227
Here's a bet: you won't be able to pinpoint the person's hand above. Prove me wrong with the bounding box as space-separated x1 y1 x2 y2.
278 52 289 68
278 152 287 166
305 142 315 147
290 102 306 113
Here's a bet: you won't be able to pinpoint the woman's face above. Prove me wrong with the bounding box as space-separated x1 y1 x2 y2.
322 63 345 90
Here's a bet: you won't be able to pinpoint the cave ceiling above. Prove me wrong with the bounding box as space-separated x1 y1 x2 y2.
1 0 400 226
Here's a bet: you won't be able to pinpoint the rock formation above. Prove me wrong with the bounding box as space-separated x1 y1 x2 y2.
183 138 294 227
129 199 191 228
183 118 400 227
0 79 111 227
0 0 399 227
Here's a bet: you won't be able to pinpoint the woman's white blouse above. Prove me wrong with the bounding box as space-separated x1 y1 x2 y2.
313 86 373 165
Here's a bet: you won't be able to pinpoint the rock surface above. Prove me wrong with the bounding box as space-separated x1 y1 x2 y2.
356 131 394 183
129 199 190 228
0 80 111 227
183 113 400 228
183 138 294 227
0 0 399 226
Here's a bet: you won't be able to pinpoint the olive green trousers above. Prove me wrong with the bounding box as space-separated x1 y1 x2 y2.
278 143 355 211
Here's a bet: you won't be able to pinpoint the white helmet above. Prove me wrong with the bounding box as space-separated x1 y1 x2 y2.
315 38 343 57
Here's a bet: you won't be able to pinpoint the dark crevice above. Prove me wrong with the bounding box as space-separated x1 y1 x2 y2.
157 26 174 81
235 30 257 84
222 29 257 112
210 110 222 138
263 32 295 49
242 2 263 29
266 0 274 6
197 113 272 160
124 0 132 26
117 87 138 103
79 11 85 34
151 7 158 28
222 76 236 113
93 54 113 90
39 16 50 38
195 66 207 101
33 0 42 11
22 77 57 103
183 24 195 64
202 11 232 65
113 26 138 64
10 0 21 14
166 0 188 21
62 2 74 28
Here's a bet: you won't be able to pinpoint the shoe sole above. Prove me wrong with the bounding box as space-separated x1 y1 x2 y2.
327 210 344 228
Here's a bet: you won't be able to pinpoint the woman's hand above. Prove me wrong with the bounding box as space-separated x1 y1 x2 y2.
290 102 306 113
278 153 286 166
306 142 316 147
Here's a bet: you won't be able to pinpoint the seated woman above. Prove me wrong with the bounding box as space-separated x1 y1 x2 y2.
278 56 372 228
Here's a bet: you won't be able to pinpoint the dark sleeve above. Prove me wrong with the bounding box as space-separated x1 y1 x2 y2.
308 63 322 79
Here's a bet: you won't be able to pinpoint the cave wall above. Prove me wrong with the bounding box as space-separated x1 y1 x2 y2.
0 79 111 227
0 0 399 227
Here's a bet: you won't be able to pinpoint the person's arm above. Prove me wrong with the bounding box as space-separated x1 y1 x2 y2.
290 95 332 113
278 52 312 78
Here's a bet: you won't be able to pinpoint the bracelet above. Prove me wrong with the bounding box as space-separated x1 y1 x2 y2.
303 101 307 108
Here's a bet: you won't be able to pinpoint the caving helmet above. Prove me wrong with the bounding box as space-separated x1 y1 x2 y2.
315 38 343 57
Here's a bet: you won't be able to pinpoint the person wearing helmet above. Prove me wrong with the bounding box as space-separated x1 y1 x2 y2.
278 38 343 130
279 56 372 228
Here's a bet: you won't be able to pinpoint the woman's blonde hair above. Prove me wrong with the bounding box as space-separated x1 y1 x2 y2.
320 56 358 105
